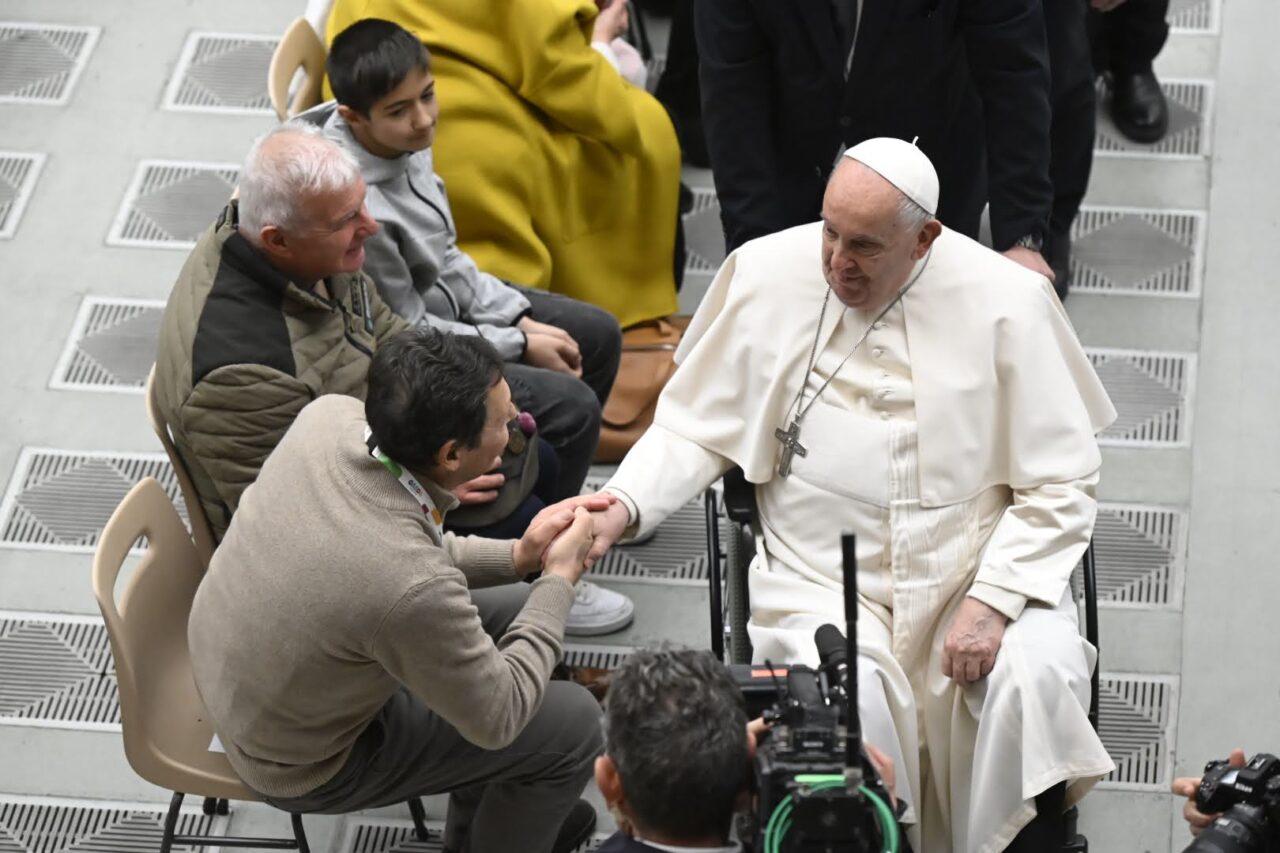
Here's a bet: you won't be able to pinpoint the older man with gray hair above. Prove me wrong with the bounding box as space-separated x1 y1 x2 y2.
590 139 1118 852
155 122 404 542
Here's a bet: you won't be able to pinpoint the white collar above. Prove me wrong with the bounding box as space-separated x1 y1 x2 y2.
632 838 740 853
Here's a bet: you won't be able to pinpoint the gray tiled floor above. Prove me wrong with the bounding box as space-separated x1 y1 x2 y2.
1 1 1278 852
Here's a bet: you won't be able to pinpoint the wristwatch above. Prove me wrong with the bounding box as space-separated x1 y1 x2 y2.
1012 233 1044 253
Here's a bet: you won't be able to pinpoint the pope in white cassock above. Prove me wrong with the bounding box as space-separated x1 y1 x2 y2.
588 139 1118 853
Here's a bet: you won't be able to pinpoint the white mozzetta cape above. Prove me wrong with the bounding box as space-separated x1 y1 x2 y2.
654 223 1116 506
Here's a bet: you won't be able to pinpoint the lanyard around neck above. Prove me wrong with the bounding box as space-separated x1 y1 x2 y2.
364 427 443 535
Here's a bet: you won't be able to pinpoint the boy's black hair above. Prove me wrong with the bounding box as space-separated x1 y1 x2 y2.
328 18 430 116
365 329 503 472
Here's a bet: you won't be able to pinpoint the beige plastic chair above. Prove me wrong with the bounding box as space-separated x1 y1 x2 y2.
92 478 430 852
269 18 327 120
145 365 216 569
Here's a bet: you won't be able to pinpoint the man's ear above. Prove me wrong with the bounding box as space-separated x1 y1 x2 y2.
434 438 462 475
914 219 943 259
595 755 624 807
258 225 291 260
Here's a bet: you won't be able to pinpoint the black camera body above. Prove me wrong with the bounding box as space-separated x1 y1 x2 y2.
1186 753 1280 853
727 534 902 853
738 664 896 852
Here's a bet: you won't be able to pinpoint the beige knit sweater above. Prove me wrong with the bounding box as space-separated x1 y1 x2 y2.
188 394 576 798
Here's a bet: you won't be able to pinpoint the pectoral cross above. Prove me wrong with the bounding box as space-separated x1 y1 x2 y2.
774 420 808 477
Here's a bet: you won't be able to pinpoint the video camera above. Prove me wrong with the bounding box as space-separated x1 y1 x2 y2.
1184 753 1280 853
729 534 904 853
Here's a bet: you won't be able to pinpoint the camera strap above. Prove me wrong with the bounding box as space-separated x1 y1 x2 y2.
365 427 444 538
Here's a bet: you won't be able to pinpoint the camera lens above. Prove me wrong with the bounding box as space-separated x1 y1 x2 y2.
1183 805 1268 853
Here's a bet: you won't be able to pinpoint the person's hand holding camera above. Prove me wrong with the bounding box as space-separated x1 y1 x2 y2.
1172 748 1246 836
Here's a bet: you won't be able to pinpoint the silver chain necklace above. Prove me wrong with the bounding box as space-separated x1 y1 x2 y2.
774 250 932 477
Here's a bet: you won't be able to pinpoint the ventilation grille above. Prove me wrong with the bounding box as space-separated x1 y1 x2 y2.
0 152 46 240
163 32 278 114
1070 207 1203 297
584 490 732 585
0 449 187 553
1096 79 1211 158
107 160 238 249
563 643 636 671
1169 0 1219 33
1088 348 1195 447
50 297 164 392
0 797 221 853
0 614 119 730
342 817 607 853
1096 674 1178 790
0 23 101 105
1074 504 1187 609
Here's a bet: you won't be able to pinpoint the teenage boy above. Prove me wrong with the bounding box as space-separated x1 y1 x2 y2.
299 17 632 636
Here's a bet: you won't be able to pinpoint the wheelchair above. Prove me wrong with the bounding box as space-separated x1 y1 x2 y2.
702 466 1100 852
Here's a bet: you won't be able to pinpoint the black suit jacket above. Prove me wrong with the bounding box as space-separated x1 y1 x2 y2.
696 0 1053 253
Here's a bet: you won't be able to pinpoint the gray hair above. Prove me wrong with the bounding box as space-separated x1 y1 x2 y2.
895 192 934 234
237 122 362 241
603 648 748 840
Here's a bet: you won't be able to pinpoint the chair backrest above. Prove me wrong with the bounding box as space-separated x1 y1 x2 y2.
269 18 327 120
146 365 216 569
91 477 246 796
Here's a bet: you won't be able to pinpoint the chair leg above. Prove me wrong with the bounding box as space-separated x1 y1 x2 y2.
407 798 430 842
160 792 185 853
202 797 217 816
217 799 230 816
290 814 311 853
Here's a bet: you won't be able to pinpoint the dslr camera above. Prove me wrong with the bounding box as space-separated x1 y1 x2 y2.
729 534 905 853
1185 753 1280 853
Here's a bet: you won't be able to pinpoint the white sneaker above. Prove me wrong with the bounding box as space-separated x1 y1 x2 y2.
566 581 635 636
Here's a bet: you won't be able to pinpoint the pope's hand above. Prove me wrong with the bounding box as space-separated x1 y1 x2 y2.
1172 749 1247 836
585 499 631 569
942 597 1009 686
1001 246 1056 282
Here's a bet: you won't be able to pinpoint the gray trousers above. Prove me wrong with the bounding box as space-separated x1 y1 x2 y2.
261 585 603 853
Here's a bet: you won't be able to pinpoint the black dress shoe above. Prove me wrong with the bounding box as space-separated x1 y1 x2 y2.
1109 68 1169 144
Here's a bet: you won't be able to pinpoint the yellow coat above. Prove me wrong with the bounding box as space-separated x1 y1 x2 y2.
327 0 680 328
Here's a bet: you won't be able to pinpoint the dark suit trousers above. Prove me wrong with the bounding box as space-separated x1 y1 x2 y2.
1045 0 1097 256
1092 0 1171 73
505 287 622 502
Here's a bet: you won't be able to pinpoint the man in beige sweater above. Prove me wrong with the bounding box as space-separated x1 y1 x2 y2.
188 329 611 853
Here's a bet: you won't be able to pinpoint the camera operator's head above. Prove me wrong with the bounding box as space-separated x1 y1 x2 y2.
365 329 515 487
597 648 750 847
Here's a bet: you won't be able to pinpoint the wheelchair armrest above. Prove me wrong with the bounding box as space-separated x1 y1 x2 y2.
722 466 758 526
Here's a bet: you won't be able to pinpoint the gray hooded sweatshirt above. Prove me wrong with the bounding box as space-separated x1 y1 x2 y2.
299 102 530 360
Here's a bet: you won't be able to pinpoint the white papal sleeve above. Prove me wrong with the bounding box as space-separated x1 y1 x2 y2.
603 423 733 539
968 468 1101 621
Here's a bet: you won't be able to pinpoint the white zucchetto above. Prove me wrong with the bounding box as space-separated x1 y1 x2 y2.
843 137 940 216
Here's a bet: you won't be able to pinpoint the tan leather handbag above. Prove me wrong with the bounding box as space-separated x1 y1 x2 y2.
595 316 692 462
